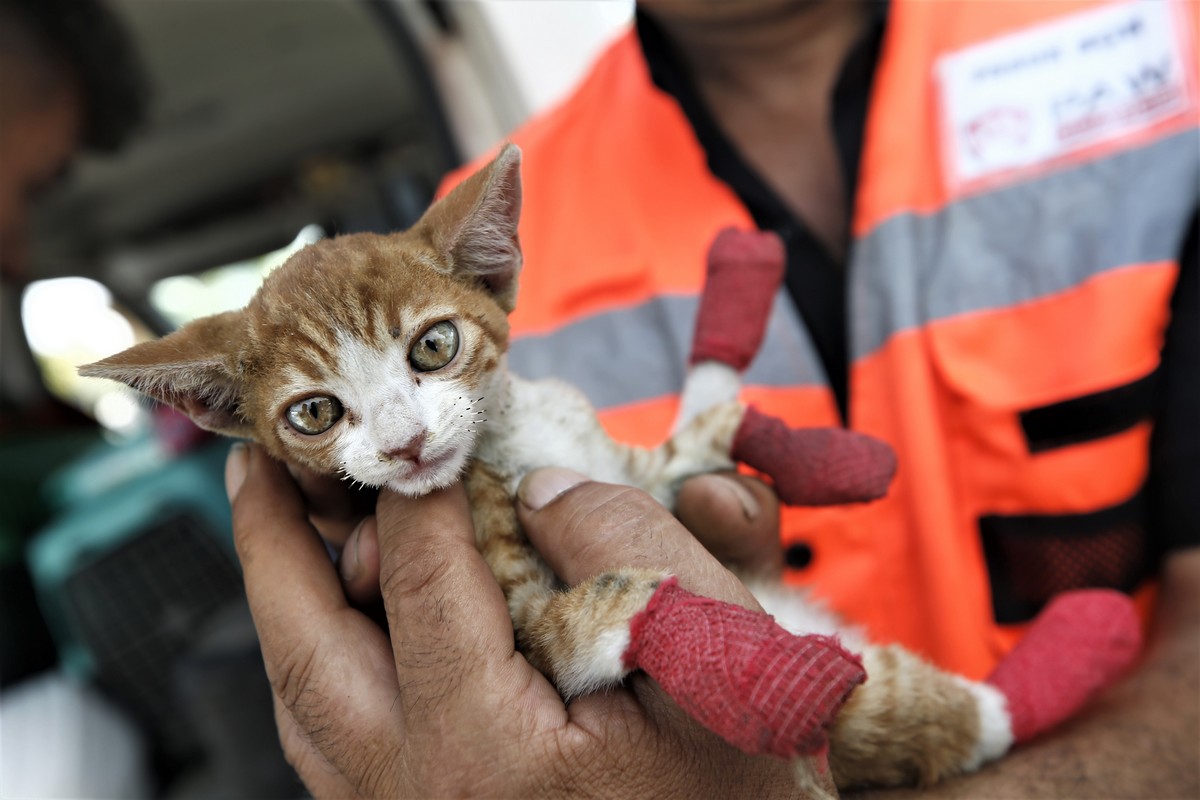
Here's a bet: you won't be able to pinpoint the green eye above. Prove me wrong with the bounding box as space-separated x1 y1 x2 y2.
409 320 459 372
286 396 343 435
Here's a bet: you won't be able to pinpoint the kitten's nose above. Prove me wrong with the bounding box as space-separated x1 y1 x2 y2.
384 431 427 463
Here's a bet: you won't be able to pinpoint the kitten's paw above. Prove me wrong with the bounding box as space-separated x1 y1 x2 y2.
690 228 785 371
531 569 667 699
732 407 897 506
987 589 1141 742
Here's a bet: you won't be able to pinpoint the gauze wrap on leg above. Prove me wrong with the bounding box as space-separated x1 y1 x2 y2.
732 407 897 506
987 589 1142 743
623 579 866 758
689 228 786 371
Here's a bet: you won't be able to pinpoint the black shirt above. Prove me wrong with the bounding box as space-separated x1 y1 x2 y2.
636 8 1199 554
637 7 885 420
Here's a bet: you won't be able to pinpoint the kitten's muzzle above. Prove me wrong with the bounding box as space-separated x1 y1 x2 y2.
380 430 427 463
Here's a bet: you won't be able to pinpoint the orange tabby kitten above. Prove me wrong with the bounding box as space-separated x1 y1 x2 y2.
83 145 1019 792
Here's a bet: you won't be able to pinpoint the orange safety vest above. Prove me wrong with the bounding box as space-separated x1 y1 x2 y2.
443 0 1199 679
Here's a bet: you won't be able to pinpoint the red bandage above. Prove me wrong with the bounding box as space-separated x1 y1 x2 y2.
987 590 1142 743
732 406 897 506
623 578 865 758
689 228 786 371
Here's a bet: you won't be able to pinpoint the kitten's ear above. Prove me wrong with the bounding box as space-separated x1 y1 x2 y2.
79 311 253 438
418 142 522 311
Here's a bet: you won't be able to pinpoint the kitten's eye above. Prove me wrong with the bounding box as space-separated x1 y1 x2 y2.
409 320 459 372
285 396 344 435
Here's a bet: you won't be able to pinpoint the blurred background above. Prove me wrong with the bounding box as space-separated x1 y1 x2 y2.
0 2 631 796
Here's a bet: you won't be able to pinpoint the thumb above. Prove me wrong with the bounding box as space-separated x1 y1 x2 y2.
515 467 757 609
676 472 783 578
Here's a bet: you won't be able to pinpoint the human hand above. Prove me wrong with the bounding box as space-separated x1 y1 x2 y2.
676 472 783 578
284 462 377 548
227 445 800 798
331 469 785 608
277 462 379 605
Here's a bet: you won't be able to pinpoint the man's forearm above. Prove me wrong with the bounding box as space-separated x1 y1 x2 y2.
850 547 1200 799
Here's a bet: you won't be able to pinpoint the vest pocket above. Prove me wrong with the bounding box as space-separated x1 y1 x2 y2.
1018 370 1158 454
979 487 1150 624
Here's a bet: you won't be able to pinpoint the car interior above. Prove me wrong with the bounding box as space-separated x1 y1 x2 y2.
2 1 464 795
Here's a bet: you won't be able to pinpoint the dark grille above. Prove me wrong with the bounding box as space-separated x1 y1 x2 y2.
980 489 1149 624
63 511 241 752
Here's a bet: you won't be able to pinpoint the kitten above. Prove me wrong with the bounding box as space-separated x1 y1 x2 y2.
83 145 1119 792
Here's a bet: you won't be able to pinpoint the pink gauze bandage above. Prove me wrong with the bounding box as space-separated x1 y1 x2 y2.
988 589 1142 743
623 578 866 758
689 227 786 371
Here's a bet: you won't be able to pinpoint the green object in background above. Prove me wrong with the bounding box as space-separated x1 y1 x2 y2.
27 439 236 680
0 428 105 564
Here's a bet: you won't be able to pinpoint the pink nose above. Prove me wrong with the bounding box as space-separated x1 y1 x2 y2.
385 431 426 462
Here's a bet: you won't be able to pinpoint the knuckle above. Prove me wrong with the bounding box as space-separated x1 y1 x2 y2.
270 642 326 724
568 485 659 539
379 540 455 603
355 743 406 799
521 480 668 568
270 645 364 778
229 496 259 558
558 485 665 567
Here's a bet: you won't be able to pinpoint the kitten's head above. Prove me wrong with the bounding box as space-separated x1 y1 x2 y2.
81 144 523 496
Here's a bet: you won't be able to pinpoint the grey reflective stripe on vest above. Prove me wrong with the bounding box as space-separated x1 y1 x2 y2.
850 128 1200 362
509 129 1197 410
508 291 828 410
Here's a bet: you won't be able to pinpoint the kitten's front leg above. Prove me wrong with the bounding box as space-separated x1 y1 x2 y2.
632 401 895 510
522 568 670 698
467 460 662 695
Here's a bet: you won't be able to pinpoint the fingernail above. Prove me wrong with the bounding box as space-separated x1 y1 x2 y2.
225 442 249 502
712 474 760 521
340 518 368 584
517 467 588 510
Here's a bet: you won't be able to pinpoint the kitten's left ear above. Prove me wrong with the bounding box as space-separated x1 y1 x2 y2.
79 311 254 438
418 142 522 311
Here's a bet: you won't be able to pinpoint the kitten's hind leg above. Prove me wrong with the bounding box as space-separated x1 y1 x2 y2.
520 567 671 698
471 463 868 759
828 644 1014 790
525 573 868 758
828 590 1142 790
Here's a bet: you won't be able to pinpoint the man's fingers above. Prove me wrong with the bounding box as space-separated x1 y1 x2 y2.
373 484 561 726
287 462 376 547
515 468 758 609
339 516 383 606
271 694 359 800
228 445 401 777
676 472 783 578
229 445 347 623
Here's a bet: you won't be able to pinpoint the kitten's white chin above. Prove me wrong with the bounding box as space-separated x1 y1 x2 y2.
384 448 471 497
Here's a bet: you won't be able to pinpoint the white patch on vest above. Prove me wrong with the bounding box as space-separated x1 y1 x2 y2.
937 0 1194 191
952 676 1015 771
